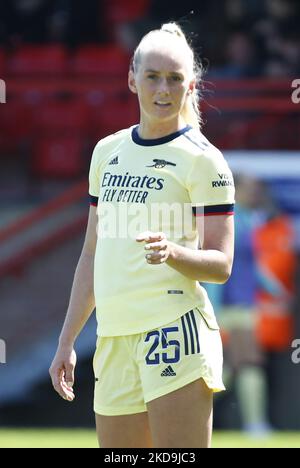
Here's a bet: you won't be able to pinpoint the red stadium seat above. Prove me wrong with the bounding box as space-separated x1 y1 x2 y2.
33 99 90 136
89 96 139 140
0 101 33 154
7 45 68 76
8 76 130 107
71 45 130 77
0 49 6 75
79 78 129 104
104 0 150 23
32 136 84 178
11 80 65 106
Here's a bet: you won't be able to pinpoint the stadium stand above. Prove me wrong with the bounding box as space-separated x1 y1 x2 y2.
6 45 68 77
70 45 130 77
0 48 5 75
0 100 33 154
88 95 139 140
32 99 90 137
31 136 85 179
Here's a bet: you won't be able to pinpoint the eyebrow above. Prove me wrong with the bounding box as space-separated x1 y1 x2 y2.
144 69 160 74
144 69 184 76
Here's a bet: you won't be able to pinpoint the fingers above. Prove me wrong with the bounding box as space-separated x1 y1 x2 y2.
145 241 167 264
136 230 152 242
136 231 165 243
144 241 167 251
136 232 168 264
60 369 75 402
65 365 75 389
145 246 168 264
50 366 75 402
146 253 167 264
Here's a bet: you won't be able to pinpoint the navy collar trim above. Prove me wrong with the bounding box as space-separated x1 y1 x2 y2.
131 125 192 146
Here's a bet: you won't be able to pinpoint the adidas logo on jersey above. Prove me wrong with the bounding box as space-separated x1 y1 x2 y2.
109 156 119 165
161 365 176 377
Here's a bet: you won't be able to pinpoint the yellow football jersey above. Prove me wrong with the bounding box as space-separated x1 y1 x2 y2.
89 125 235 336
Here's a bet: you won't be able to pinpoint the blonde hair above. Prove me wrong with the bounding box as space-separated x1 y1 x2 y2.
132 22 203 129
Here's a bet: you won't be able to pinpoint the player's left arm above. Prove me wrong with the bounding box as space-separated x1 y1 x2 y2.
136 214 234 283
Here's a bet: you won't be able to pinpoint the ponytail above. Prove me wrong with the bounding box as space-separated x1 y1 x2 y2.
161 22 186 39
181 86 202 129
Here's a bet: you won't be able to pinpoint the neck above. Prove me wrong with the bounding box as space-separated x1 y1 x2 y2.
138 116 187 139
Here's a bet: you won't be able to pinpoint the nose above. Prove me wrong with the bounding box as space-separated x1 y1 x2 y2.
157 77 170 95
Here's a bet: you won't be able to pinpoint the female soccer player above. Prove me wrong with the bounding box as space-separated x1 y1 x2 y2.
49 22 235 448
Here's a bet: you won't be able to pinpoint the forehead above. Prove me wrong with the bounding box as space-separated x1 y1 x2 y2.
138 47 191 75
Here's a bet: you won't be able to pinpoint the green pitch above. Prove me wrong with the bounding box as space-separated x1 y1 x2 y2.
0 429 299 448
0 429 98 448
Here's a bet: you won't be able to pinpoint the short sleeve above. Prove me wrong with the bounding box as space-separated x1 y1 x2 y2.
186 148 235 216
88 142 101 206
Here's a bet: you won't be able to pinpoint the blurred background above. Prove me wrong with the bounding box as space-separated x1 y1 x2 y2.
0 0 300 441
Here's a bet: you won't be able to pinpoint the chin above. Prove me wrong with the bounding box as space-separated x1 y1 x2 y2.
152 110 177 121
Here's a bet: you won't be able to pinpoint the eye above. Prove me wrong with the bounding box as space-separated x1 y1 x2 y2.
147 74 158 80
170 75 183 82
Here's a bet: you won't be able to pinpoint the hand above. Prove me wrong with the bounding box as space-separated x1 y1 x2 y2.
49 345 77 402
136 231 173 265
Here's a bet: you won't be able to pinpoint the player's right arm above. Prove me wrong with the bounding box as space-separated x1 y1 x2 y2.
49 205 98 401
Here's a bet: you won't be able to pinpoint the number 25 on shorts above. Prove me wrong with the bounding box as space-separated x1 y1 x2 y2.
145 327 180 365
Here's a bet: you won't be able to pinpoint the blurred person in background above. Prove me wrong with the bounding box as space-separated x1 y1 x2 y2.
253 0 300 76
116 0 206 52
0 0 106 46
217 175 270 435
224 0 263 30
0 0 54 45
253 183 296 355
208 31 262 78
63 0 106 47
206 175 296 434
263 54 294 77
258 0 300 36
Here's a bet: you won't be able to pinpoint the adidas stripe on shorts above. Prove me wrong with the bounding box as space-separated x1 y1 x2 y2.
93 308 225 416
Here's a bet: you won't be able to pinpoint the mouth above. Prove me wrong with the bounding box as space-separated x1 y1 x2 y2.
154 101 172 108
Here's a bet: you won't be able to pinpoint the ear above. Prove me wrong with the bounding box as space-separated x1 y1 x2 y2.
188 79 196 95
128 70 138 94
